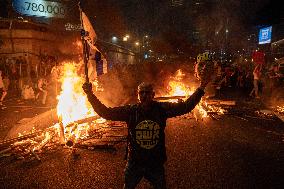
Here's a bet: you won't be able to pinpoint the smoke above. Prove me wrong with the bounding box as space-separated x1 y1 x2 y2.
263 87 284 108
194 0 271 50
96 60 200 107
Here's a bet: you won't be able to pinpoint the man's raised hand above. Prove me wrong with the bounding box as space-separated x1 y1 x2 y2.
82 82 93 94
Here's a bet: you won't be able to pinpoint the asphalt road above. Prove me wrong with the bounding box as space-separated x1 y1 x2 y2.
0 98 284 189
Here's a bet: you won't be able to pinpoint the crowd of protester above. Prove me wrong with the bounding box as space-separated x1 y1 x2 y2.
212 59 283 99
0 54 283 108
0 55 58 107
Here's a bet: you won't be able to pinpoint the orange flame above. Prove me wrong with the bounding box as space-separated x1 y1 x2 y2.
56 63 102 143
167 69 190 97
165 69 208 118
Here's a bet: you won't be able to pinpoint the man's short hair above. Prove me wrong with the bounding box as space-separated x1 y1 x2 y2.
138 82 153 92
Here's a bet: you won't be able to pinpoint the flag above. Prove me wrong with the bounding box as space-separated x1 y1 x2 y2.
79 5 107 80
81 10 97 47
88 49 108 81
252 51 265 65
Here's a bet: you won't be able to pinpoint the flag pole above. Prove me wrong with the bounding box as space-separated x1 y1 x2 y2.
78 1 89 83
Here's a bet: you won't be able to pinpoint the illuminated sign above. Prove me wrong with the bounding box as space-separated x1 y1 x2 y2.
258 26 272 44
144 53 148 59
65 23 82 31
12 0 67 18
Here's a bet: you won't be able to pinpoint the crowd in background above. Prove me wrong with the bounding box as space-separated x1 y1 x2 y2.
212 59 283 99
0 54 283 108
0 55 59 107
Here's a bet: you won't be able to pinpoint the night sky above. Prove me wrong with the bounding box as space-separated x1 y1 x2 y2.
252 0 284 25
1 0 283 32
110 0 284 31
79 0 284 44
0 0 9 18
0 0 283 52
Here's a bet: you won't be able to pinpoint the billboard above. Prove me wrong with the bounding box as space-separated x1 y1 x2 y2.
258 26 272 44
12 0 67 18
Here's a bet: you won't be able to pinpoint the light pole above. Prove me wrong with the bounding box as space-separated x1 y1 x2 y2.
134 41 141 63
141 35 149 61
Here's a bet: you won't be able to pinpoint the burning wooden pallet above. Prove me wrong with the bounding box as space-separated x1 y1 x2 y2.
0 116 127 161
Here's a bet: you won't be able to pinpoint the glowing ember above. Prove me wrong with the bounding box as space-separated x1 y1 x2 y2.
276 106 284 114
205 102 226 115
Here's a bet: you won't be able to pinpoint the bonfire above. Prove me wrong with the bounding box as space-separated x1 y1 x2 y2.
0 63 115 160
0 66 229 161
156 69 226 120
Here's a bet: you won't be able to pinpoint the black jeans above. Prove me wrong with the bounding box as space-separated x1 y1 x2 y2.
123 160 166 189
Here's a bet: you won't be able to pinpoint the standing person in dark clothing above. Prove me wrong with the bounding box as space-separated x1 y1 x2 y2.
10 63 20 97
82 67 212 189
0 70 8 106
35 77 48 105
30 69 37 89
267 64 281 95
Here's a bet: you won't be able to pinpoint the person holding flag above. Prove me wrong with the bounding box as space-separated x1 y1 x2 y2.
79 2 213 188
82 64 213 188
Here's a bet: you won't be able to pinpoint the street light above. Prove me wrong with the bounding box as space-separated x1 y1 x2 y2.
142 35 149 55
143 35 149 45
135 41 140 54
123 34 130 41
111 36 118 43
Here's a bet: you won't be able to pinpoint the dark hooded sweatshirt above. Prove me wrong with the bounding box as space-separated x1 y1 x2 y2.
86 88 204 167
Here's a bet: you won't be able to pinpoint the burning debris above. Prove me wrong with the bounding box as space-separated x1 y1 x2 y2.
0 67 235 162
276 106 284 114
0 63 127 161
0 119 127 161
156 69 229 121
2 63 280 163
